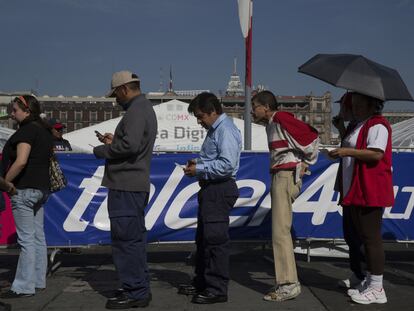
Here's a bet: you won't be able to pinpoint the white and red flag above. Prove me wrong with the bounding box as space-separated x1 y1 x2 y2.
237 0 252 87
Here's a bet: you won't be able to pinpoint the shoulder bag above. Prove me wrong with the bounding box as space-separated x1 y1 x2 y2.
49 153 67 192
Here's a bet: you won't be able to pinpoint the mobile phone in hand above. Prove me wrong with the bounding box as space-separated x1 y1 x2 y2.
95 130 104 138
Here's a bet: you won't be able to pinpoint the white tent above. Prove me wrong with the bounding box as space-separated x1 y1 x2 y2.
0 126 15 152
64 117 120 153
64 99 268 153
392 117 414 148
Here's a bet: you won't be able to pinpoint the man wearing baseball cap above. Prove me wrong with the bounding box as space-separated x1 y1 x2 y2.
94 70 157 309
52 122 72 152
107 70 140 98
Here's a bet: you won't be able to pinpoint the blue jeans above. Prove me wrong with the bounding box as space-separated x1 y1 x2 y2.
11 188 47 294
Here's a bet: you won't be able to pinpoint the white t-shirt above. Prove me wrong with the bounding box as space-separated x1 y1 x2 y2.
342 121 389 196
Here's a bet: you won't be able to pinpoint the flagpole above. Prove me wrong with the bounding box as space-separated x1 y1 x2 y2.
243 3 252 150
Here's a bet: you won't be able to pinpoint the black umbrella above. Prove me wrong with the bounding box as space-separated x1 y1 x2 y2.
298 53 413 101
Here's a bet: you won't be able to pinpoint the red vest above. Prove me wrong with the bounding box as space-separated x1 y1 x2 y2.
342 115 394 208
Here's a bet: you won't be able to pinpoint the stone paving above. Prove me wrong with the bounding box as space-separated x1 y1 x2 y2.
0 243 413 310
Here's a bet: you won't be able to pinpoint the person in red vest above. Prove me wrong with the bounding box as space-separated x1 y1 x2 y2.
251 91 319 302
329 92 393 305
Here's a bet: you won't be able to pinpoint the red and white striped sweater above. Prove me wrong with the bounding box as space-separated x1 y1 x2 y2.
266 111 319 172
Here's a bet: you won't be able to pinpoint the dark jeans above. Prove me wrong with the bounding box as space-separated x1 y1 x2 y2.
342 205 365 280
108 190 150 299
194 179 238 296
349 206 385 275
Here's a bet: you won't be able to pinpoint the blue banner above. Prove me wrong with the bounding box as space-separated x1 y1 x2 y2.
44 152 414 246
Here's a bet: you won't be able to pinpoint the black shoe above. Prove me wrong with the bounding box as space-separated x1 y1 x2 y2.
191 290 227 304
107 288 125 301
105 292 151 309
177 284 201 295
1 290 34 299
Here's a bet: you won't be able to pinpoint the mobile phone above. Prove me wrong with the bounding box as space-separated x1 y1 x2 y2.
320 148 335 161
95 130 104 138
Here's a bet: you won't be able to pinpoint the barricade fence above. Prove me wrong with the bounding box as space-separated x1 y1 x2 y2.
1 151 413 247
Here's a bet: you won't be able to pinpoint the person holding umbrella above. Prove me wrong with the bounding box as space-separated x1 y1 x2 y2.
332 93 366 290
299 53 414 305
328 92 393 304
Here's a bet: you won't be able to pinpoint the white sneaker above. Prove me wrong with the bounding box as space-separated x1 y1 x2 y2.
351 286 387 304
263 282 301 302
337 273 362 289
347 279 368 297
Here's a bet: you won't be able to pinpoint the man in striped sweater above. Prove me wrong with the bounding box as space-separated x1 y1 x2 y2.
251 91 319 302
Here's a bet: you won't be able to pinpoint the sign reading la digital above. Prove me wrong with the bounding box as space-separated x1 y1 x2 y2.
157 126 206 142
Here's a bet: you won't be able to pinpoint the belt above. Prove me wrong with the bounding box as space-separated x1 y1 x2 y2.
270 168 295 174
198 178 233 187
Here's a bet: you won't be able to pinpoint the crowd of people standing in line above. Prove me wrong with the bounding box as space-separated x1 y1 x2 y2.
0 70 393 309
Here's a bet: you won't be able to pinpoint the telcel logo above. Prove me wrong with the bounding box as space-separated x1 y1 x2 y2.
63 164 414 232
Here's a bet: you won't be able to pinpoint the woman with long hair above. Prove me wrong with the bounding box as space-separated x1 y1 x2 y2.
1 95 53 298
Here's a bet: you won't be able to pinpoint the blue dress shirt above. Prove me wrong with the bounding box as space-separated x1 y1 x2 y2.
195 113 242 180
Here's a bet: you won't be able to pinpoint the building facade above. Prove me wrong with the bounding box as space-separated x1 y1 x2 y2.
221 92 333 144
38 96 121 132
3 91 413 146
0 91 332 144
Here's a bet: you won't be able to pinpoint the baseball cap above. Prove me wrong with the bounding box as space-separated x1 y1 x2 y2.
107 70 140 97
53 122 65 131
335 92 352 107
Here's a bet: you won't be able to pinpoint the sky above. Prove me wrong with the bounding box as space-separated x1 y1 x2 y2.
1 0 414 112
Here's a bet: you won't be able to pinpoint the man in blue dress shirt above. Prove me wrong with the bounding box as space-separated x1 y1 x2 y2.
178 92 242 304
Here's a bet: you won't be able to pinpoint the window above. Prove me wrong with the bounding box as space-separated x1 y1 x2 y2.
89 111 97 122
316 102 323 111
60 111 67 122
74 122 83 130
0 106 7 116
104 111 112 121
75 111 82 122
315 115 322 123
